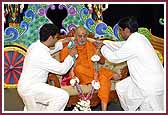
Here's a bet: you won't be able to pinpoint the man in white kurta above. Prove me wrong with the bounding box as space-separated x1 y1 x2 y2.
100 17 164 111
17 24 77 111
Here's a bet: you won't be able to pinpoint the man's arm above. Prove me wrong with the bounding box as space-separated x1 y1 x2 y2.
50 41 63 55
50 37 71 55
103 40 126 52
101 40 136 63
40 47 77 75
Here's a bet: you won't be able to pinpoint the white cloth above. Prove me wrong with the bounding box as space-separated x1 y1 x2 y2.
20 83 69 111
103 40 126 51
115 77 144 111
49 41 63 55
138 94 164 111
17 40 74 111
101 32 164 111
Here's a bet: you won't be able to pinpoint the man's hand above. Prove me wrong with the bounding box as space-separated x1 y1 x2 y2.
62 37 71 44
98 55 105 65
112 73 121 81
93 39 104 49
69 46 78 57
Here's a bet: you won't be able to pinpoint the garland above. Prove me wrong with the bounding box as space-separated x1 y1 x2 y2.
69 54 101 111
70 67 99 101
67 40 101 111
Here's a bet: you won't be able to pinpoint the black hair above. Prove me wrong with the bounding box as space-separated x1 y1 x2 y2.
39 23 59 42
118 16 138 33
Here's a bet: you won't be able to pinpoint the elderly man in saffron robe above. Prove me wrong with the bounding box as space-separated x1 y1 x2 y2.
60 26 121 111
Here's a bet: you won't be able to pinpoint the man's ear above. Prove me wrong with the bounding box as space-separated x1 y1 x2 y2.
48 35 52 39
48 35 53 42
124 27 131 33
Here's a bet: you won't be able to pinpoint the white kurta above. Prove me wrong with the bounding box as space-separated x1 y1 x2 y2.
17 40 74 111
101 32 164 111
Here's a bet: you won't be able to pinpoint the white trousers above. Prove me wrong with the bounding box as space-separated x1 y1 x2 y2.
138 94 164 111
115 77 164 111
18 83 69 111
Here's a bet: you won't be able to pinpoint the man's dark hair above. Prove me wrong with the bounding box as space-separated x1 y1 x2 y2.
39 23 59 42
118 16 138 33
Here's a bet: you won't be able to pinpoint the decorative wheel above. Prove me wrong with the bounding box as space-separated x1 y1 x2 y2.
4 44 27 88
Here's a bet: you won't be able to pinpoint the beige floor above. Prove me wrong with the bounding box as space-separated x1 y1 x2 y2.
4 88 24 111
4 88 123 111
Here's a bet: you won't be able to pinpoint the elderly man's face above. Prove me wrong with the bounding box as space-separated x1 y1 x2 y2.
76 29 87 46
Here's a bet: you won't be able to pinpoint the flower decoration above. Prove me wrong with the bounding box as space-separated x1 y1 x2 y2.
91 55 100 62
75 54 78 58
70 77 79 86
91 80 100 90
70 53 101 111
73 99 91 111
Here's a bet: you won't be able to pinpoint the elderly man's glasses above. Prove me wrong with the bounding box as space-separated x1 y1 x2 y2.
77 34 87 38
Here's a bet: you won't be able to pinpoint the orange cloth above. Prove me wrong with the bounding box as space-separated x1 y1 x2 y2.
60 41 114 104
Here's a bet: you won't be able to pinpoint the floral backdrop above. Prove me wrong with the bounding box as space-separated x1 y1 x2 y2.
3 3 163 88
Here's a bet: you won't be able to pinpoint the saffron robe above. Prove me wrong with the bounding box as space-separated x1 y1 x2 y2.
60 41 115 103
